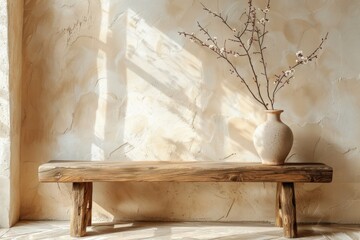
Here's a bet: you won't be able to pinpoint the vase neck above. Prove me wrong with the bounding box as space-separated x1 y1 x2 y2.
265 110 283 121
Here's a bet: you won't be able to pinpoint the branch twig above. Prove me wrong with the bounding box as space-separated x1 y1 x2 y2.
179 0 328 110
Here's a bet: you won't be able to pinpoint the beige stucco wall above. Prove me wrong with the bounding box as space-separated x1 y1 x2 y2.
20 0 360 223
0 0 23 228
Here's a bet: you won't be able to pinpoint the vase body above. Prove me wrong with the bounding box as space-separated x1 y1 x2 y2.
253 110 293 165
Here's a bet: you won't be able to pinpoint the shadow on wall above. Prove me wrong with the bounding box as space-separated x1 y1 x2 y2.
91 5 264 223
20 0 357 225
21 0 103 220
20 0 264 222
100 1 278 223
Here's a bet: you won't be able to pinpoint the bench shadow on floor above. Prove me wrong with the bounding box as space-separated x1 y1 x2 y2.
85 222 148 236
2 221 360 239
86 222 283 239
84 222 360 239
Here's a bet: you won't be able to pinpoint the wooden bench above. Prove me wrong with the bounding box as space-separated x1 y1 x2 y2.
38 161 332 238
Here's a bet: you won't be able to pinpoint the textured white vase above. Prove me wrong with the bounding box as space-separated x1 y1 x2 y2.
253 110 293 165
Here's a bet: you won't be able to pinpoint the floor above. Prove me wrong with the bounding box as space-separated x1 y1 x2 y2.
1 221 360 240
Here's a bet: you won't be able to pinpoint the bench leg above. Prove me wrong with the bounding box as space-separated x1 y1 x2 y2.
280 182 297 238
87 183 93 227
275 182 283 227
70 182 93 237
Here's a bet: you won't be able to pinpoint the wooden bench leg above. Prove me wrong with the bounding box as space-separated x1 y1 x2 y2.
275 182 283 227
87 183 93 227
70 182 93 237
280 182 297 238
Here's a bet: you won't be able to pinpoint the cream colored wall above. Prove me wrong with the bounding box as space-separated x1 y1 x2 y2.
8 0 23 227
0 0 11 227
0 0 23 228
21 0 360 223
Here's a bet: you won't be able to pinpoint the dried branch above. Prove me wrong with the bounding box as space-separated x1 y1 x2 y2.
271 32 329 104
179 0 328 110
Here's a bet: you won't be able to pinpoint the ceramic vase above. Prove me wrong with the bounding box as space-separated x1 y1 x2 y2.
253 110 293 165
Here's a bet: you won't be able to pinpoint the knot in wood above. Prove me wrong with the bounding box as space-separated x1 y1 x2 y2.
229 175 242 182
55 172 62 179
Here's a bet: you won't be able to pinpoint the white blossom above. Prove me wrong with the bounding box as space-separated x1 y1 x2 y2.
296 51 308 64
284 70 291 77
296 50 303 58
260 18 266 24
302 57 309 64
285 69 295 77
234 53 239 57
232 28 237 32
263 8 270 13
209 44 215 50
220 48 225 54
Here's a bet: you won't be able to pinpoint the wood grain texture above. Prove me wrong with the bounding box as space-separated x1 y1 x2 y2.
275 182 283 227
70 182 92 237
86 183 92 227
280 182 297 238
38 161 333 183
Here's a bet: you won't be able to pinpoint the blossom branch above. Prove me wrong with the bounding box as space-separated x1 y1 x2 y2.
254 0 273 108
260 0 270 45
178 30 267 107
271 33 329 103
200 3 234 32
306 32 329 61
179 0 328 110
230 2 270 109
239 36 269 109
256 27 273 109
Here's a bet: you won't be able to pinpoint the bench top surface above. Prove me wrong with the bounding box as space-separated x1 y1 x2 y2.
38 160 333 183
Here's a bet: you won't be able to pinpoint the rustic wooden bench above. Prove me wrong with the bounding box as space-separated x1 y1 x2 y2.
38 161 332 238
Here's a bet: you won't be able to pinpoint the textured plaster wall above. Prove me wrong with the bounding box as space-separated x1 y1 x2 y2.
8 0 23 227
21 0 360 223
0 0 22 228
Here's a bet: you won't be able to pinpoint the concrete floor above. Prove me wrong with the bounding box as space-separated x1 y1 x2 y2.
1 221 360 239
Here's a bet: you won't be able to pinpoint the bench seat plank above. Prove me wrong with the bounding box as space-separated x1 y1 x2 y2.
38 161 332 183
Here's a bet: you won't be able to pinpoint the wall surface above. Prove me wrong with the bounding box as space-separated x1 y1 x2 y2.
0 0 11 227
8 0 23 227
21 0 360 223
0 0 22 228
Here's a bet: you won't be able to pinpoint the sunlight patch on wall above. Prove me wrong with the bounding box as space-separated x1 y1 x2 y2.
92 1 110 157
123 9 204 160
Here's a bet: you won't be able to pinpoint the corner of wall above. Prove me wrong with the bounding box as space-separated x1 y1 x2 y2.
3 0 24 228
